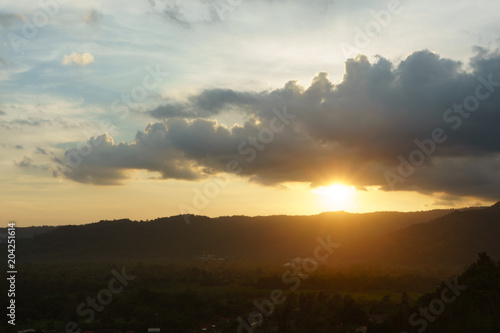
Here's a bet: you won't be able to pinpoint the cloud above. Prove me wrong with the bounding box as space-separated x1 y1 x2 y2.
0 110 5 116
0 117 52 129
83 9 102 25
14 156 34 168
35 147 48 155
149 89 258 119
148 0 245 27
149 0 336 28
55 133 200 185
61 52 95 66
57 49 500 201
14 155 49 170
15 145 23 150
161 2 191 28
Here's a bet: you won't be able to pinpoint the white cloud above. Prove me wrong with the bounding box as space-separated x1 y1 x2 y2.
61 52 95 66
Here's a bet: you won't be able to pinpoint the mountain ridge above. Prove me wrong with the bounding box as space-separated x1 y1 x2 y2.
9 203 500 273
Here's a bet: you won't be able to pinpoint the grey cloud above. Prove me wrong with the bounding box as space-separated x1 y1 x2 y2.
149 0 244 27
0 117 87 130
35 147 48 155
58 49 500 201
14 156 34 168
57 133 200 185
10 118 51 126
149 89 258 119
0 110 6 115
432 200 456 207
395 155 500 200
160 2 191 28
0 116 59 130
15 145 23 150
14 155 50 170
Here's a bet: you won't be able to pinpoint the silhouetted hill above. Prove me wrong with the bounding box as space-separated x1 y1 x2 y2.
0 225 57 243
11 204 500 271
335 202 500 270
15 209 452 263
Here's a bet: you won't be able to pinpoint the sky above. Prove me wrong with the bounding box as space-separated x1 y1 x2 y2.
1 0 500 226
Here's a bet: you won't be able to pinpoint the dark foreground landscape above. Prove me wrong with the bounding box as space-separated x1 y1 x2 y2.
2 203 500 333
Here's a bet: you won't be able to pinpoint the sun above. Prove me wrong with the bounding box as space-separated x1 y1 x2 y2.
312 183 356 211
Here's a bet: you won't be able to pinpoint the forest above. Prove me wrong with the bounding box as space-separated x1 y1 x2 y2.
1 253 499 332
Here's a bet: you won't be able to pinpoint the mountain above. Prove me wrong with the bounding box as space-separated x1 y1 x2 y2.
334 202 500 270
0 225 57 243
11 203 500 272
14 209 450 263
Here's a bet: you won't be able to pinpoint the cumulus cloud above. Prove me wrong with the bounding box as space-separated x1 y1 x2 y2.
55 133 200 185
61 52 94 66
56 49 500 201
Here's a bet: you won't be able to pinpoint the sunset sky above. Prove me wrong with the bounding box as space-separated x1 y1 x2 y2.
1 0 499 226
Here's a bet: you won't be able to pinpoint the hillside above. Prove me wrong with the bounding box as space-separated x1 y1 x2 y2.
0 225 57 243
394 252 500 332
335 202 500 270
14 209 451 263
10 204 500 271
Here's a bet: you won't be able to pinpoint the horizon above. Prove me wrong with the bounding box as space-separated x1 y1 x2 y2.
11 201 499 228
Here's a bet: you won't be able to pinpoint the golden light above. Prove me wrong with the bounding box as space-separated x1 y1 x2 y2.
312 183 356 212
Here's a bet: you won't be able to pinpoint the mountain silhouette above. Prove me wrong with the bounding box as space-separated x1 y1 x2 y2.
11 203 500 273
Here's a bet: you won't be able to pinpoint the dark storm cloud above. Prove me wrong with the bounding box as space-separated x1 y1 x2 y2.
58 49 500 201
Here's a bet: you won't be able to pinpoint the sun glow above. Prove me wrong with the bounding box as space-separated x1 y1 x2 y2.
312 183 356 212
